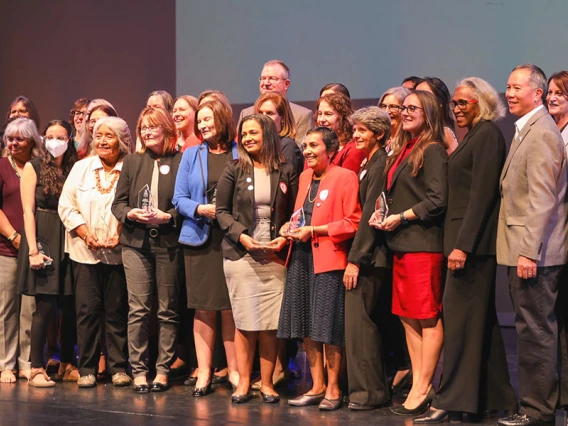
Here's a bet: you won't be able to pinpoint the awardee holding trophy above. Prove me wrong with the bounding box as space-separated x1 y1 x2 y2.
111 107 182 394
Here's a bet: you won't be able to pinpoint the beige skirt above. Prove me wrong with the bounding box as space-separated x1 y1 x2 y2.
223 220 285 331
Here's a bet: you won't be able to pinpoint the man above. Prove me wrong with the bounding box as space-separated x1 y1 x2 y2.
497 64 568 426
238 60 313 145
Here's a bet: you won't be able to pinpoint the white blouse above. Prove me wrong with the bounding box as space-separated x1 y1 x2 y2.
58 155 123 265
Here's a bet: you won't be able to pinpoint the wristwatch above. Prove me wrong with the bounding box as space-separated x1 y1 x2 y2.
399 213 409 226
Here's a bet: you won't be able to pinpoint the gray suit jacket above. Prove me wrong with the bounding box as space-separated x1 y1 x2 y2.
496 107 568 267
239 101 313 146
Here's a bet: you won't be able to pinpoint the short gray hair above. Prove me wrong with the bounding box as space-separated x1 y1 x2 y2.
378 86 411 106
91 116 132 158
349 106 391 146
3 117 43 158
263 59 290 79
513 63 547 98
456 77 506 122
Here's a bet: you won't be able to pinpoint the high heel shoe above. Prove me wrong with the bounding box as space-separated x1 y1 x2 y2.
391 387 435 416
391 369 413 398
260 391 280 404
192 381 212 397
231 393 252 403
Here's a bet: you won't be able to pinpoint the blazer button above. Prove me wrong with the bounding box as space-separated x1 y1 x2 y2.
388 198 393 204
271 226 275 231
271 208 275 211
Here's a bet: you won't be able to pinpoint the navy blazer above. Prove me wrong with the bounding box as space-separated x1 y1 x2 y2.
385 142 448 253
172 141 239 246
111 150 182 249
216 161 298 261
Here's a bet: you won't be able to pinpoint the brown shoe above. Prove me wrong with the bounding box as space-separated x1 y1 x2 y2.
112 372 132 387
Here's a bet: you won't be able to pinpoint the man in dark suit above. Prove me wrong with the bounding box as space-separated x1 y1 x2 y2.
238 60 313 145
497 64 568 426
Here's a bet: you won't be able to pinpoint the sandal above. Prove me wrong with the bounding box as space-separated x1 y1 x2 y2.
29 370 55 388
55 365 79 382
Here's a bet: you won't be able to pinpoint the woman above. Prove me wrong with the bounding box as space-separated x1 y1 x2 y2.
342 107 392 410
319 83 351 99
172 100 239 396
254 92 303 175
378 87 411 153
76 100 118 160
216 114 298 403
146 90 174 113
373 91 448 415
316 93 366 174
111 107 182 393
278 127 361 411
173 95 200 151
0 118 41 383
6 96 41 129
68 98 90 149
17 119 79 387
416 77 458 155
414 78 518 423
58 117 133 389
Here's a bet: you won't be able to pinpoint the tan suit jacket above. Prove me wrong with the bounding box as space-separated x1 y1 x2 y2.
496 107 568 267
239 101 313 146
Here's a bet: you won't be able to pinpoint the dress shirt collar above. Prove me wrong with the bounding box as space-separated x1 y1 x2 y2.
89 155 124 172
514 104 544 137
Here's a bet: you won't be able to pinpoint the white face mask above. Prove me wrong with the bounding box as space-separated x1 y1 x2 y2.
44 138 68 158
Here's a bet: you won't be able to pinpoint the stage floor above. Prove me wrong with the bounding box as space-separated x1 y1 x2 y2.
1 329 518 425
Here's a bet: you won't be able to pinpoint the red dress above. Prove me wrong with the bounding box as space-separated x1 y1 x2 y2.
387 138 444 319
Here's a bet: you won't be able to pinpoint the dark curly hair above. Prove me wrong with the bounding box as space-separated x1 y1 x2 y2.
315 93 354 146
40 120 77 197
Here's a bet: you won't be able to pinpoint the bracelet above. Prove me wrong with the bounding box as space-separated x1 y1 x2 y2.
399 213 409 226
310 226 314 238
28 251 39 257
7 231 19 242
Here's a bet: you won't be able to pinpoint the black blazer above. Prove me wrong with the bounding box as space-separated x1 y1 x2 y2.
385 142 448 253
216 161 298 261
111 150 182 249
444 120 506 257
348 148 389 267
281 136 303 176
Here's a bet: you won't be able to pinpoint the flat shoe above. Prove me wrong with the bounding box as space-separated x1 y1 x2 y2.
260 391 280 404
288 391 326 407
211 374 228 384
111 372 132 387
192 381 212 397
55 366 79 382
77 374 97 388
231 393 252 404
184 376 197 386
132 383 150 394
348 401 386 411
28 370 55 388
319 392 343 411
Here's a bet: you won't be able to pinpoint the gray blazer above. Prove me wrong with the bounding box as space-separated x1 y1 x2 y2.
496 107 568 267
239 101 314 146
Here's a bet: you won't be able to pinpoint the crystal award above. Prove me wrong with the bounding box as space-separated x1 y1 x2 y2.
370 192 389 225
137 184 153 213
287 207 306 234
94 213 115 247
37 240 52 266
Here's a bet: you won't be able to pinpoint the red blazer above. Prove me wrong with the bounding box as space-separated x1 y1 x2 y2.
290 165 361 274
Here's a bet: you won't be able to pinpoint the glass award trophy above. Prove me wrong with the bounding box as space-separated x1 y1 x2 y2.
370 192 389 225
37 240 52 266
137 184 153 213
287 207 306 234
94 213 115 247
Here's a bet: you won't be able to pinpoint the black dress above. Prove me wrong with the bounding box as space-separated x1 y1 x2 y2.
277 180 345 347
17 158 73 296
184 150 232 310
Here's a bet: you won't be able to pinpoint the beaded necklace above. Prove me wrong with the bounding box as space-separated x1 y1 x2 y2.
95 168 119 194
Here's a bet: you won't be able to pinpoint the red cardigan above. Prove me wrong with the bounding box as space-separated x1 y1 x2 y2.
289 165 361 274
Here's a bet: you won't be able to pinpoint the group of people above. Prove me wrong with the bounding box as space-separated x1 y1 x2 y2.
1 59 568 426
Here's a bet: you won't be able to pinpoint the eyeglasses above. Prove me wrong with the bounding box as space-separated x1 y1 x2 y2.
9 108 28 116
400 105 423 114
140 125 160 133
378 103 402 112
258 76 286 83
73 110 87 117
449 99 479 110
6 136 27 143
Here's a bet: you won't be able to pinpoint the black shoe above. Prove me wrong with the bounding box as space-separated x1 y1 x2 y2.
413 409 448 423
348 402 386 411
260 391 280 404
184 376 197 386
132 383 150 394
150 382 169 392
192 381 212 397
212 374 228 384
231 393 252 404
391 388 435 416
318 392 343 411
168 364 189 381
497 413 553 426
392 370 413 398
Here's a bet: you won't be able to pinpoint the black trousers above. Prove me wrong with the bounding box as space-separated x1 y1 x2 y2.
344 266 391 406
73 262 129 376
556 266 568 409
509 265 562 422
31 294 76 368
434 256 517 414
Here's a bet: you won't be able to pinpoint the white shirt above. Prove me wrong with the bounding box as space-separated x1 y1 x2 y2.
58 155 123 264
514 105 545 140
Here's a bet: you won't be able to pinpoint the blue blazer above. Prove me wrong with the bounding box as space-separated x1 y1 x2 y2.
172 141 239 246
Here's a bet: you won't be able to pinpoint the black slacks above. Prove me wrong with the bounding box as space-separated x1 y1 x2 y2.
508 265 562 422
556 266 568 409
434 256 517 414
344 266 390 406
73 261 129 376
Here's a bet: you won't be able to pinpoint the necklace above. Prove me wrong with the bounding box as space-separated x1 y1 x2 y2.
8 155 21 180
307 181 319 203
95 168 120 194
